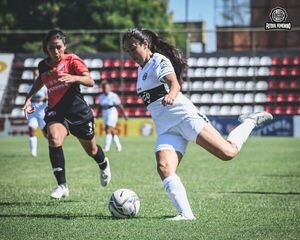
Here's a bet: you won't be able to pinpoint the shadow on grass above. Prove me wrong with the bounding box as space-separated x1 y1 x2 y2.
0 213 112 220
0 200 79 207
218 191 300 196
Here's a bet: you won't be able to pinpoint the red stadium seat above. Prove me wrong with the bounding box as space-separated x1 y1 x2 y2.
285 106 296 115
293 56 300 65
280 68 290 76
130 70 137 78
101 70 110 79
268 80 278 89
266 93 276 102
282 57 292 65
272 57 282 65
124 59 136 68
287 93 296 102
270 67 280 76
113 59 122 67
278 80 288 89
274 106 285 115
103 59 114 68
110 70 120 79
276 93 287 102
291 68 300 76
121 70 130 78
290 80 300 89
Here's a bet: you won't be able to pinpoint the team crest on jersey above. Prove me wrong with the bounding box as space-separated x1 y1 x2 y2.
160 59 169 70
142 72 148 81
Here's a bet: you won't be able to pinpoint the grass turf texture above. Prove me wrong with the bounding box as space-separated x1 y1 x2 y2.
0 136 299 240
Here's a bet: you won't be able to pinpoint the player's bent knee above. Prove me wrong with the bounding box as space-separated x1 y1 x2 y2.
48 134 63 147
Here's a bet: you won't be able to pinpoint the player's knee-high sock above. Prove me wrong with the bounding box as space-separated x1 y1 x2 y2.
104 134 112 150
92 145 107 170
113 135 122 150
49 146 66 185
29 136 37 156
227 119 256 151
163 174 194 217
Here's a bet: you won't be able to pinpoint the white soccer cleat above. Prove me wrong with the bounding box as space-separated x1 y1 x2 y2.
103 147 110 152
167 213 196 221
100 157 111 187
116 145 122 152
50 184 69 199
238 111 273 126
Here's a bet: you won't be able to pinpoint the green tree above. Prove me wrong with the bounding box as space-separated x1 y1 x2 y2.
0 0 185 53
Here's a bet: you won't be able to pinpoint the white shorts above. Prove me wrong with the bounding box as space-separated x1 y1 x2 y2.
28 113 46 129
103 112 118 128
155 115 209 155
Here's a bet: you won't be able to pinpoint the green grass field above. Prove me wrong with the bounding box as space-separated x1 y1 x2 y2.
0 136 299 240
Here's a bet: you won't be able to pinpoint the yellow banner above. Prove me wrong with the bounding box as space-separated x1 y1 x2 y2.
94 118 156 137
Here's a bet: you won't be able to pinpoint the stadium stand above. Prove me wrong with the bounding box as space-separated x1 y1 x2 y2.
1 50 299 118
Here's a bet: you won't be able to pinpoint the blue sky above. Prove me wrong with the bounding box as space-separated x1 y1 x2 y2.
168 0 216 52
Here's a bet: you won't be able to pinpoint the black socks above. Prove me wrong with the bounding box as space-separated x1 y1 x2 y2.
93 145 107 170
49 146 66 185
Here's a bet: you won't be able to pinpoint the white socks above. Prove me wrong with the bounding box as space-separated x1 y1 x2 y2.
113 135 122 151
29 136 37 157
104 134 112 151
227 119 256 151
163 174 194 218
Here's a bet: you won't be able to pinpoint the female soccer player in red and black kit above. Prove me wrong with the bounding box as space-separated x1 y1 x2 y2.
23 29 111 199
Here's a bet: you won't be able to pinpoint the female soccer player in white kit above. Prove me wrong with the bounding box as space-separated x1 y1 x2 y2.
123 28 273 221
98 82 127 152
27 70 48 157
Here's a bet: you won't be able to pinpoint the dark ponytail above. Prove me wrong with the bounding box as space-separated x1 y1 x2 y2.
123 28 187 83
43 29 67 55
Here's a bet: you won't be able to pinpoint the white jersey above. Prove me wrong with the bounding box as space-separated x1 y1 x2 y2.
98 92 120 126
137 53 201 135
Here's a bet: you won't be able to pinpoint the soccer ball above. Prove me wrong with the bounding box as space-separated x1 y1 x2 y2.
108 188 140 218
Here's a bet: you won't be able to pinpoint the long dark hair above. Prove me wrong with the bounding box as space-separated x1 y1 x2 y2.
122 28 187 83
43 29 67 55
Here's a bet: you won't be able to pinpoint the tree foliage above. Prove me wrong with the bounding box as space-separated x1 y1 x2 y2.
0 0 185 53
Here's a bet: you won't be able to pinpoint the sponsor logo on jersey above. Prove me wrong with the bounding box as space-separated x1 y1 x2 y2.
142 72 148 81
160 59 169 70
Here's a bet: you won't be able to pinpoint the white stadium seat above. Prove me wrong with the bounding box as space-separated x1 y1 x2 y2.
197 57 207 67
238 56 250 66
11 108 24 117
231 105 242 115
207 57 218 66
258 67 270 76
199 106 210 115
84 59 92 68
228 56 239 66
202 81 214 90
223 93 234 103
241 105 253 114
188 57 198 67
205 68 215 77
260 56 272 66
18 83 31 93
244 93 254 103
15 95 26 105
237 67 248 76
226 67 237 77
194 68 205 77
254 105 264 112
91 59 103 68
212 93 223 103
190 94 201 103
24 58 35 67
200 93 211 103
233 93 244 103
213 79 224 90
256 81 268 90
21 70 34 80
247 67 258 76
83 95 94 105
249 57 260 66
235 81 246 90
34 58 43 67
254 93 267 102
220 106 231 115
209 106 221 115
215 67 226 77
90 71 101 80
187 68 195 78
192 81 203 90
217 57 228 66
224 81 235 90
245 81 256 90
181 81 191 91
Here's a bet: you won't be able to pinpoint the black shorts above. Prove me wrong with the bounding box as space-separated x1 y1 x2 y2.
44 113 95 140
